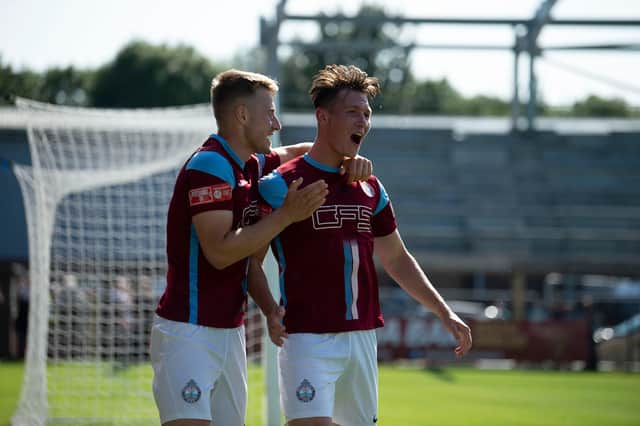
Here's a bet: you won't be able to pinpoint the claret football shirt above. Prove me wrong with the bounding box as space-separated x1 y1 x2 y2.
157 134 280 327
259 153 397 333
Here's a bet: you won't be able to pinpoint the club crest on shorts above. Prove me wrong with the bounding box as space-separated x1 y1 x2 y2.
296 379 316 402
181 379 201 403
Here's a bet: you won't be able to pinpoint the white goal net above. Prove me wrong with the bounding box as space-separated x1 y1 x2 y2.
11 99 272 425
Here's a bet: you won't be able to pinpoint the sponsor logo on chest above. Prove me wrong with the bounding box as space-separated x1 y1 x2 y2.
312 205 372 231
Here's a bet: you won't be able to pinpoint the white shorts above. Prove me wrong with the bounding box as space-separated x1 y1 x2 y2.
278 330 378 425
150 315 247 425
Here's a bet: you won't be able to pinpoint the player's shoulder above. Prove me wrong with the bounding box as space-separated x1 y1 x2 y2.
185 143 236 184
365 175 386 191
275 155 306 180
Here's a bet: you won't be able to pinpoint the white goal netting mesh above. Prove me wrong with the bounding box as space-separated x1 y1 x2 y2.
12 99 269 425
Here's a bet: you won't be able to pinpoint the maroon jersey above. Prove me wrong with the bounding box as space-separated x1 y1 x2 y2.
259 153 397 333
156 134 280 327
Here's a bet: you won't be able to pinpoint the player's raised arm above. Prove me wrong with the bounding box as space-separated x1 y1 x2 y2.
374 230 472 357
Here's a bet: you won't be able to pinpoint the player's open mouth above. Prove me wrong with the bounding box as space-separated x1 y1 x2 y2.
350 133 363 144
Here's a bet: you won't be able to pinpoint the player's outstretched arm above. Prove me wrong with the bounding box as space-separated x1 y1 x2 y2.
193 178 327 269
375 230 472 357
247 253 288 347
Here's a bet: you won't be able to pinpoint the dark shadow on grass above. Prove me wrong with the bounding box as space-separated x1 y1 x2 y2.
422 366 456 383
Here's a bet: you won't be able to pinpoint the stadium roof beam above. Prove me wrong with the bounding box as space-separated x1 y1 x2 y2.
284 14 640 28
262 0 640 132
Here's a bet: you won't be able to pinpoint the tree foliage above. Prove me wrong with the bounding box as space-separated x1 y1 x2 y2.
1 33 637 117
572 95 631 117
0 58 93 106
92 40 225 107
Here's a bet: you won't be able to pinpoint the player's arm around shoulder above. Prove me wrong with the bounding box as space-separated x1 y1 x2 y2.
340 155 373 183
375 231 473 357
272 142 313 164
271 141 373 182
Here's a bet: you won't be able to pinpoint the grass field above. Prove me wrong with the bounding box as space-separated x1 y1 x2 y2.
1 361 639 425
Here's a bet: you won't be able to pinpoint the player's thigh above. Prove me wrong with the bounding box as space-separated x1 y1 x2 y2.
150 317 224 423
210 326 247 426
279 333 347 422
333 330 378 426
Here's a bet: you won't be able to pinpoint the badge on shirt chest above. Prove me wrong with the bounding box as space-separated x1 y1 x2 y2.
359 181 375 198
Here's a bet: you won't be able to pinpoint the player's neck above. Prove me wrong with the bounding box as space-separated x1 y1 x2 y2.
216 129 252 163
308 139 342 168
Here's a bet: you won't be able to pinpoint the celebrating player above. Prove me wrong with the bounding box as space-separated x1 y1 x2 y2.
259 64 473 426
150 68 372 426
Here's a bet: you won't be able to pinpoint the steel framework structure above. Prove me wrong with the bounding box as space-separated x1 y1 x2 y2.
261 0 639 131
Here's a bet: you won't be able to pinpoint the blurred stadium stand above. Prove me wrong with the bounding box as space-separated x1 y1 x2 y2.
280 115 640 277
1 109 639 367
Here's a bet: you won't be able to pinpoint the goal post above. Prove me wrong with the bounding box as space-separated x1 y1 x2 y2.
11 98 279 425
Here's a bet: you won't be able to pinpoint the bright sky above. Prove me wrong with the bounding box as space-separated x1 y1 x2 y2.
1 0 639 106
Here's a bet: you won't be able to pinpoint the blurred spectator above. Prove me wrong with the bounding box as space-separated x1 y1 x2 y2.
111 275 134 365
134 274 156 360
54 273 88 359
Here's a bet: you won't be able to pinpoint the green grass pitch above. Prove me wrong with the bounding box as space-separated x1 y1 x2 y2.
0 362 638 425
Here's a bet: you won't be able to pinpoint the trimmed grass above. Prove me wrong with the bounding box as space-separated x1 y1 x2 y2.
379 366 640 426
1 362 639 425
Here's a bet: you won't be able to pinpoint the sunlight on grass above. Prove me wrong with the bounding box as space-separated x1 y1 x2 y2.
2 363 639 426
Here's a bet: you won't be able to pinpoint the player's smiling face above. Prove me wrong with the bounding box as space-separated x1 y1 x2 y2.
245 87 281 154
323 89 371 158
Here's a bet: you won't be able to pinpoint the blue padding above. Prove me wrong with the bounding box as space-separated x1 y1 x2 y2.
259 171 288 209
373 179 390 215
187 151 236 187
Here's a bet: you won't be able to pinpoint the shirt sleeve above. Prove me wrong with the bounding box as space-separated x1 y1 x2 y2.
371 177 397 237
185 151 236 216
258 170 288 209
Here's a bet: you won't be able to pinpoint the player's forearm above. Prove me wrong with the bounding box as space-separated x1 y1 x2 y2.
247 257 279 316
275 142 313 163
385 251 453 321
212 209 292 269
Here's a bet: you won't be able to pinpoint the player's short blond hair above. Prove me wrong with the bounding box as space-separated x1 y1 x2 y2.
210 69 278 122
309 64 380 109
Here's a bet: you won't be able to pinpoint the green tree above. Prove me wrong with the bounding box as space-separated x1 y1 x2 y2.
279 5 413 112
92 40 225 107
39 67 95 105
409 78 463 115
460 95 511 116
572 95 631 117
0 57 41 105
1 56 94 106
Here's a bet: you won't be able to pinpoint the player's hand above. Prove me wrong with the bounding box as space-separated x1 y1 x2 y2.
340 155 372 184
266 306 288 347
281 178 328 223
442 312 472 357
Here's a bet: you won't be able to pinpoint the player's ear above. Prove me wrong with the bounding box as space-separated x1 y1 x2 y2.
315 107 328 124
234 103 249 124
